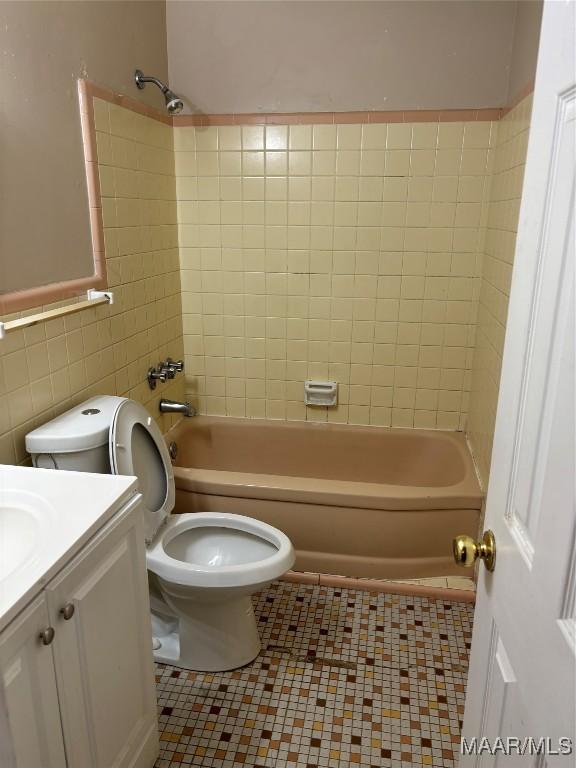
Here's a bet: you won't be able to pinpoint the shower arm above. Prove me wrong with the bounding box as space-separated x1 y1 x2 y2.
134 69 184 115
135 70 169 94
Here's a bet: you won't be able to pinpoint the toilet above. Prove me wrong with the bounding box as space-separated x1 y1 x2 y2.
25 395 295 671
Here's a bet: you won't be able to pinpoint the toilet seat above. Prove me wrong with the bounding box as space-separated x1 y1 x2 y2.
25 394 296 672
110 398 175 542
146 512 294 589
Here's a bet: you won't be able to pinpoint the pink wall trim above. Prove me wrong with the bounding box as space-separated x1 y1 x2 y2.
80 79 529 128
501 79 535 117
0 274 104 316
0 80 108 315
81 80 173 126
281 571 475 604
173 107 504 127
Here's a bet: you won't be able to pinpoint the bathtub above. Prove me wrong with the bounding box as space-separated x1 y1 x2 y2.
166 417 482 580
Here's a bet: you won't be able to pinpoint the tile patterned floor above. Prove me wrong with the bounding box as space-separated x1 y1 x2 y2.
155 581 474 767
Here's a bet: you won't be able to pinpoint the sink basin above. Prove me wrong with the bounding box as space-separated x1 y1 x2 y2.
0 464 138 632
0 491 55 583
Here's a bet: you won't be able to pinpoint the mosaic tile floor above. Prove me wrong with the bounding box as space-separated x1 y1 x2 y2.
155 581 473 767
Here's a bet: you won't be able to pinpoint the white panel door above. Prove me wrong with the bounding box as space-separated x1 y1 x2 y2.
461 0 575 764
45 497 158 768
0 596 66 768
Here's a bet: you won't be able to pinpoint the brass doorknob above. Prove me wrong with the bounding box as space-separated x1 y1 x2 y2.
453 530 496 572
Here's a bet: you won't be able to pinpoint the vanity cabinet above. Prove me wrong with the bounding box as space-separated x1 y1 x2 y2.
0 596 66 767
0 494 158 768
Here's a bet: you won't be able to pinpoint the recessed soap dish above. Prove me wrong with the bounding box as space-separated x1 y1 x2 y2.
304 380 338 407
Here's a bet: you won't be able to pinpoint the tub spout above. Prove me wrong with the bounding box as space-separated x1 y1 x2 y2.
159 398 196 417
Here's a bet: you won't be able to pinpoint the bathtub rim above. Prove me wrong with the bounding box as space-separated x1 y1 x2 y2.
173 466 482 511
167 416 483 511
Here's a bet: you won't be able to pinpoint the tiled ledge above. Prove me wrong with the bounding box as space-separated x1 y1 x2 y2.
173 108 502 127
281 570 475 604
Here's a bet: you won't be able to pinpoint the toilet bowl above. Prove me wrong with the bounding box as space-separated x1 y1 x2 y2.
147 512 294 670
25 395 295 672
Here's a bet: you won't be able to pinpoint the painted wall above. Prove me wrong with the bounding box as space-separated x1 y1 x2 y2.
507 0 543 103
0 100 184 466
167 1 519 114
0 1 168 294
176 116 497 427
467 94 533 488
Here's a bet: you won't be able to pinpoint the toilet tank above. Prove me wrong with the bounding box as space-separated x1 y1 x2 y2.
25 395 124 473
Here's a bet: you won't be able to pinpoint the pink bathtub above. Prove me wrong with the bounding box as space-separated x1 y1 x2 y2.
167 417 482 580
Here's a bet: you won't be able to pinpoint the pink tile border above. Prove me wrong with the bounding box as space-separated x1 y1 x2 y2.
501 79 535 117
81 80 173 126
281 570 321 586
77 78 533 129
173 107 505 127
281 570 475 604
0 80 108 315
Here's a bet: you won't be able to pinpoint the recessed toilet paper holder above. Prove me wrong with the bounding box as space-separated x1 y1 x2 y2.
304 380 338 407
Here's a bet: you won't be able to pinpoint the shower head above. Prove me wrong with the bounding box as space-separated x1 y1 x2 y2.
164 89 184 115
134 69 184 115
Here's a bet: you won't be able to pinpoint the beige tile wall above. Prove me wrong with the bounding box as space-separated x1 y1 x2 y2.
467 95 533 487
176 120 497 427
0 96 531 474
0 98 184 466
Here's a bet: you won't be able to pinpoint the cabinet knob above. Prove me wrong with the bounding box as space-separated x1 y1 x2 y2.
60 603 75 621
39 627 55 646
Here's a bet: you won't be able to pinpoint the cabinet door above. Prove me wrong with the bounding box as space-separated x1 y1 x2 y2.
0 596 66 768
46 497 158 768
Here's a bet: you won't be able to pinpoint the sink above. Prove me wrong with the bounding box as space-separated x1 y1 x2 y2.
0 464 139 632
0 491 55 583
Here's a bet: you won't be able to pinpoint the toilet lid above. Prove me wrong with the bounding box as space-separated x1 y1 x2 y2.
109 399 175 542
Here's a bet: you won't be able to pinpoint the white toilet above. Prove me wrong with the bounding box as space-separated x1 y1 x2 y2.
25 395 295 671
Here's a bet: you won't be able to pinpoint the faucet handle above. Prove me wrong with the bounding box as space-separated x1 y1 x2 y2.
147 366 167 389
159 360 176 379
155 358 184 386
165 357 184 373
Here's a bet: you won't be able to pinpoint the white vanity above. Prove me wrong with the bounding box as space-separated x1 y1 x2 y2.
0 465 158 768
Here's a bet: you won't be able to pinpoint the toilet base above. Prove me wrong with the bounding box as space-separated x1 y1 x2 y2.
151 595 262 672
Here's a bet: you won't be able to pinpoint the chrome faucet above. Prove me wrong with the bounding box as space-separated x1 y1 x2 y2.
159 358 184 379
147 358 185 390
159 398 196 417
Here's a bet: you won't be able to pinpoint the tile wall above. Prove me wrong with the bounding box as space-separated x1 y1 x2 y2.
0 94 531 483
467 95 533 487
0 98 184 466
176 119 497 428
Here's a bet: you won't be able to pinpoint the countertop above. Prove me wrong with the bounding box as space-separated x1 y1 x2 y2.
0 465 138 632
